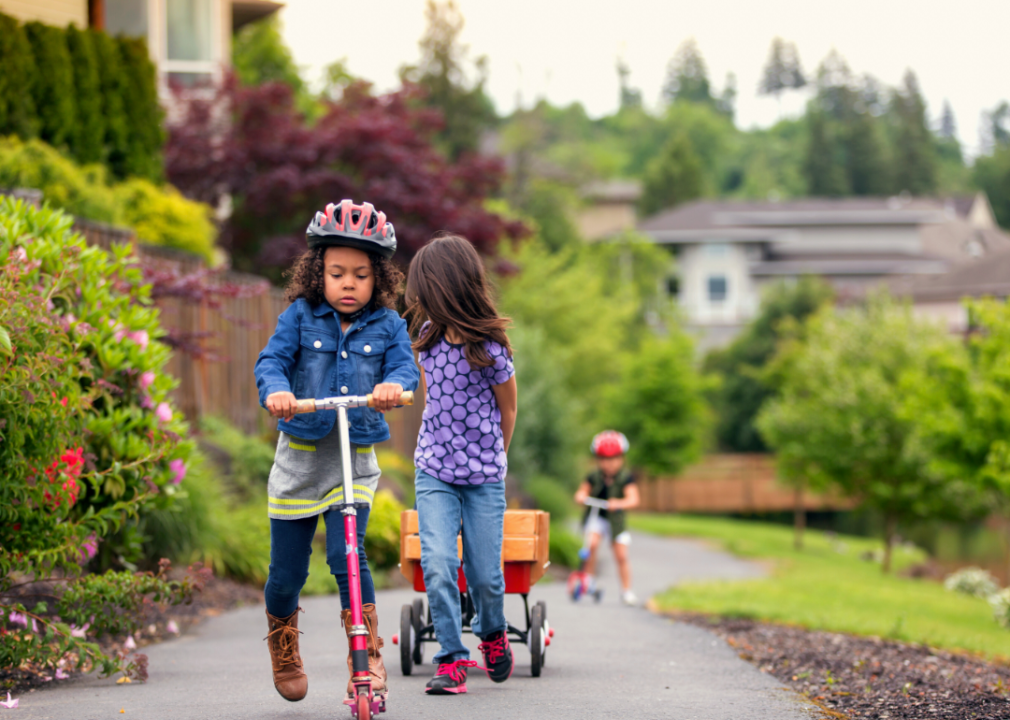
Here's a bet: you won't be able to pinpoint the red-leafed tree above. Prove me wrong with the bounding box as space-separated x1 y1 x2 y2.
166 76 525 275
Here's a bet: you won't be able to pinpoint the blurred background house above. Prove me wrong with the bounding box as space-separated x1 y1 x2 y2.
0 0 281 87
636 193 1010 349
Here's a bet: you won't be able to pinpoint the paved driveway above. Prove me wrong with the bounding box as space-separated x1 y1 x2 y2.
15 531 808 720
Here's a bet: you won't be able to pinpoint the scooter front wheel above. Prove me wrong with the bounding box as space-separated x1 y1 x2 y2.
355 691 370 720
400 604 414 675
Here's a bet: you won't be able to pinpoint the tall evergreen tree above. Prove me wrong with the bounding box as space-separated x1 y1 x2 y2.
981 101 1010 152
23 22 76 149
232 15 304 92
400 0 497 160
65 25 105 165
118 36 165 181
662 39 712 105
716 72 737 121
804 108 846 196
939 100 957 140
638 132 703 215
89 29 131 179
758 37 806 102
889 70 937 195
616 58 642 110
0 13 38 139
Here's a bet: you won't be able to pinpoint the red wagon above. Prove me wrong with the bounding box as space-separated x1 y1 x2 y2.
393 509 553 677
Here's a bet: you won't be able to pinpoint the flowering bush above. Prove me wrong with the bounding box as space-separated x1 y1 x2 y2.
990 588 1010 629
943 567 1001 600
1 198 198 685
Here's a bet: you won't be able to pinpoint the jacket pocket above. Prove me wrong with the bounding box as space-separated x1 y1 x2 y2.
295 327 337 398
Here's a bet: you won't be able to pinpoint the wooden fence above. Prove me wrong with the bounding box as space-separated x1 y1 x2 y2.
73 218 425 454
639 454 856 514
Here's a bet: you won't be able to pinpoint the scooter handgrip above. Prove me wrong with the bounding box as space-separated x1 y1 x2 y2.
366 391 414 408
294 399 317 414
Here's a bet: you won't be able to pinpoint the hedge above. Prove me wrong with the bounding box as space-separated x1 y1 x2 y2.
0 136 215 260
0 13 162 181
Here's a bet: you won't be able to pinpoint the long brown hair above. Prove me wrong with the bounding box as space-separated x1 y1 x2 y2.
406 234 511 368
283 245 404 310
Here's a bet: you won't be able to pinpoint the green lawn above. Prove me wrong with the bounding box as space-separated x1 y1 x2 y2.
630 513 1009 660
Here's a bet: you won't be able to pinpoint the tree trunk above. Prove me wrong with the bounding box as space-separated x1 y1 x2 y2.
882 513 897 574
793 484 805 551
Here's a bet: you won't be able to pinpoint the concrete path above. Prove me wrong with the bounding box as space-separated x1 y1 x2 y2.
15 532 809 720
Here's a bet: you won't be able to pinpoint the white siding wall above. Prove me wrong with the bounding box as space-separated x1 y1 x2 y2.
0 0 88 27
677 242 758 327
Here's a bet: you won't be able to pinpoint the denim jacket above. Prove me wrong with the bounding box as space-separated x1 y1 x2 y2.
254 299 420 444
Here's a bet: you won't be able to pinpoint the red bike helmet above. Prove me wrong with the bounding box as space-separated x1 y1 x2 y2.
306 199 397 259
591 430 629 458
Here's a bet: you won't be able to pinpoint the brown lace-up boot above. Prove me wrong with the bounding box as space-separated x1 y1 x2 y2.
341 605 387 697
265 608 308 701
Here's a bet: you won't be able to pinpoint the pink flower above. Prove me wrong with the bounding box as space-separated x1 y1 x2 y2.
70 622 89 638
55 669 69 680
139 371 155 391
114 328 127 343
79 534 98 564
1 691 18 709
140 396 154 410
123 635 137 650
168 459 186 485
7 611 27 629
154 403 172 423
12 247 27 263
166 620 180 635
128 330 150 351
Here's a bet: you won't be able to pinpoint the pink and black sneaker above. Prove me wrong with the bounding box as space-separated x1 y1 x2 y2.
478 630 513 683
425 659 477 695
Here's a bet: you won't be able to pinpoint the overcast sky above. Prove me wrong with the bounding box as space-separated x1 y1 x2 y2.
279 0 1009 157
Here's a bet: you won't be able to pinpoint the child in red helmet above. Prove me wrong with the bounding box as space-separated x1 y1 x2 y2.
574 430 641 605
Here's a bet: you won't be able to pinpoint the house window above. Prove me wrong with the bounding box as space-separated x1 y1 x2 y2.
704 242 730 257
708 275 728 303
105 0 148 37
167 0 213 62
665 276 680 297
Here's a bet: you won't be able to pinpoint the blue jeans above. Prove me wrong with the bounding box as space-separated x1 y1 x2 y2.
415 469 507 664
263 506 374 618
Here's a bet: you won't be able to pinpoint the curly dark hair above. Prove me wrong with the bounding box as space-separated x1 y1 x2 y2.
283 245 404 310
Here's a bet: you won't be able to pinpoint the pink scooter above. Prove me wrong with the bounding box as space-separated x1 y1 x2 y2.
295 390 413 720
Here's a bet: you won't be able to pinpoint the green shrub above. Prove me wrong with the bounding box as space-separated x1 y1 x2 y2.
549 523 583 569
376 448 416 506
23 22 75 150
526 475 576 522
114 179 215 259
0 135 118 221
944 567 1000 599
366 490 406 571
1 198 199 684
198 415 276 497
88 29 130 177
0 136 215 260
991 588 1010 629
118 37 164 182
65 25 105 165
0 13 38 139
0 198 194 570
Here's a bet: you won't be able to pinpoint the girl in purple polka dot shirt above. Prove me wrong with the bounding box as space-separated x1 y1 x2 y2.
405 234 518 694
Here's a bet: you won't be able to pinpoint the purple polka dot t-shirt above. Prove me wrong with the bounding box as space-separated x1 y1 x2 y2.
415 336 514 485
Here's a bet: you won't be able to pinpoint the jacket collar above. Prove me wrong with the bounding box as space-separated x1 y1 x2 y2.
311 300 382 326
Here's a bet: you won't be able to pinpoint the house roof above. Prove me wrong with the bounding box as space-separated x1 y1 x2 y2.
891 247 1010 301
637 197 970 239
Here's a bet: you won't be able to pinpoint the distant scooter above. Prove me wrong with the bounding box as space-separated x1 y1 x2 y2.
566 496 608 603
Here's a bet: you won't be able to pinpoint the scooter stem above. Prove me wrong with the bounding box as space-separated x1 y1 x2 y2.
338 404 370 687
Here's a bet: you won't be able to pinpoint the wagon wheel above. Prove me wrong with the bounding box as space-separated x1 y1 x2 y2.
411 598 425 666
529 603 544 677
535 600 548 667
400 604 414 676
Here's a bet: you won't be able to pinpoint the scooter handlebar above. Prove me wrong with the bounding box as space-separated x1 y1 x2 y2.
581 497 610 510
293 391 414 414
